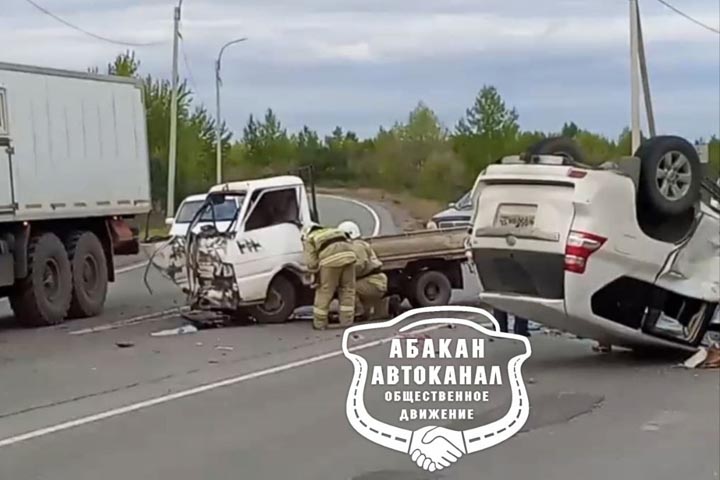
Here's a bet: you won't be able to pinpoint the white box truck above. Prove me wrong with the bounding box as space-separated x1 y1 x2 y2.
0 62 151 326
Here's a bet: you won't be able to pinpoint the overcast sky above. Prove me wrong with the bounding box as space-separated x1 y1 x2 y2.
2 0 719 141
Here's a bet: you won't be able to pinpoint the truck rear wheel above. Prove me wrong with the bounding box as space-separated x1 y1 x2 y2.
408 270 452 308
10 232 72 326
66 231 108 319
250 275 297 324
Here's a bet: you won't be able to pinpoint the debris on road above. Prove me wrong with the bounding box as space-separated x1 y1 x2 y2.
115 341 135 348
680 344 720 369
181 311 232 330
208 359 220 364
151 325 198 337
215 346 234 352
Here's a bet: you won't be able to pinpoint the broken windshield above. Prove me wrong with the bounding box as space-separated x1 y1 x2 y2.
175 197 242 224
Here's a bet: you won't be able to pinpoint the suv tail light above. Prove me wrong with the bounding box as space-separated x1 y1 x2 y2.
565 231 607 274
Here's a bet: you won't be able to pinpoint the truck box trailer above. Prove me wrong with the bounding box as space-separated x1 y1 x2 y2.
0 62 151 326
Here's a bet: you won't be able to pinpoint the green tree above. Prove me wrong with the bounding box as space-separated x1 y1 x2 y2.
456 86 519 139
561 121 579 138
454 86 521 175
108 50 140 77
242 109 295 170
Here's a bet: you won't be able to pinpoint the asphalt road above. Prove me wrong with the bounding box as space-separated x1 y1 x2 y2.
0 196 717 480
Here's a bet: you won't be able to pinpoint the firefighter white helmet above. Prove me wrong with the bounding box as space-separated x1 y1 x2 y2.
338 221 361 240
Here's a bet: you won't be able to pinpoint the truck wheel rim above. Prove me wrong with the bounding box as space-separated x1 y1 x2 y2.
656 151 692 201
42 259 61 301
260 288 284 314
424 283 439 301
82 255 99 295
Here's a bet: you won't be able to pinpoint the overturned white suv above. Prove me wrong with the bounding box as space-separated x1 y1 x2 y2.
468 136 719 352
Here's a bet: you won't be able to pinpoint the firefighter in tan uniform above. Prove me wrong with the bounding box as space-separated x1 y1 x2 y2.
302 223 357 330
337 221 390 321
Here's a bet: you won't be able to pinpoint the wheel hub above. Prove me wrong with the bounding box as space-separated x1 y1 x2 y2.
42 259 61 301
656 151 692 201
424 283 439 301
82 254 99 294
260 288 284 314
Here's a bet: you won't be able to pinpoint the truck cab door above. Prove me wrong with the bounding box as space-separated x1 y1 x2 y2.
232 186 306 302
0 87 15 214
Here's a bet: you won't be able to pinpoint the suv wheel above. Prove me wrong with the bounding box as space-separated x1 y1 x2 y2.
636 136 701 216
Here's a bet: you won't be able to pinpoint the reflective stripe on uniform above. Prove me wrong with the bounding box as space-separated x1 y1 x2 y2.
320 250 356 268
339 306 355 312
308 228 347 246
366 274 387 291
313 307 329 317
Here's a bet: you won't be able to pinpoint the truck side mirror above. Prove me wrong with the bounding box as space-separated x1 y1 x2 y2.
448 202 456 209
165 217 174 226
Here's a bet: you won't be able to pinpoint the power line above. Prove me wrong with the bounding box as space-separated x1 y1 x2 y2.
654 0 720 34
23 0 166 47
180 38 210 108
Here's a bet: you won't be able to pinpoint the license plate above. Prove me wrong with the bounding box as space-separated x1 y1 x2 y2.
494 204 537 229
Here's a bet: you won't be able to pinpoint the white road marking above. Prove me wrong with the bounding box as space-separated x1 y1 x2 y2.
68 307 188 335
0 324 443 449
318 194 381 237
115 261 149 274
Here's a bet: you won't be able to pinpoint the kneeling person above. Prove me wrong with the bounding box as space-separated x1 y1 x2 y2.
338 221 390 321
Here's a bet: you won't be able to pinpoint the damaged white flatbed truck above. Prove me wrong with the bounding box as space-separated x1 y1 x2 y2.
145 171 467 323
467 136 720 352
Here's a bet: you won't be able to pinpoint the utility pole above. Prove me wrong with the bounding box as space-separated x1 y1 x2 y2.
629 0 642 154
636 0 657 138
215 37 247 185
166 0 182 219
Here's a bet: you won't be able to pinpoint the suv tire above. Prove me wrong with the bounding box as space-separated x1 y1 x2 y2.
635 136 701 216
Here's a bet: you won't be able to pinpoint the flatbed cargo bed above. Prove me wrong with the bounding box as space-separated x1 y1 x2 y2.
368 227 468 270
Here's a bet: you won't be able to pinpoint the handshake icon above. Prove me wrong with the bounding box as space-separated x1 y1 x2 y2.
408 426 466 473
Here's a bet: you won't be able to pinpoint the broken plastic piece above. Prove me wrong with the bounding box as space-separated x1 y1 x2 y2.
151 325 199 337
682 348 708 369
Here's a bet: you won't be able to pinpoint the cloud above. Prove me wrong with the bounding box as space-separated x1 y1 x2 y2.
1 0 718 139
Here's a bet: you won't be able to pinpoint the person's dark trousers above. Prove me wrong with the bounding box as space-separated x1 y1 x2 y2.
494 309 529 336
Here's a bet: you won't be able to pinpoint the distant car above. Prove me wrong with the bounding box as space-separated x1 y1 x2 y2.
166 193 242 237
426 191 473 229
